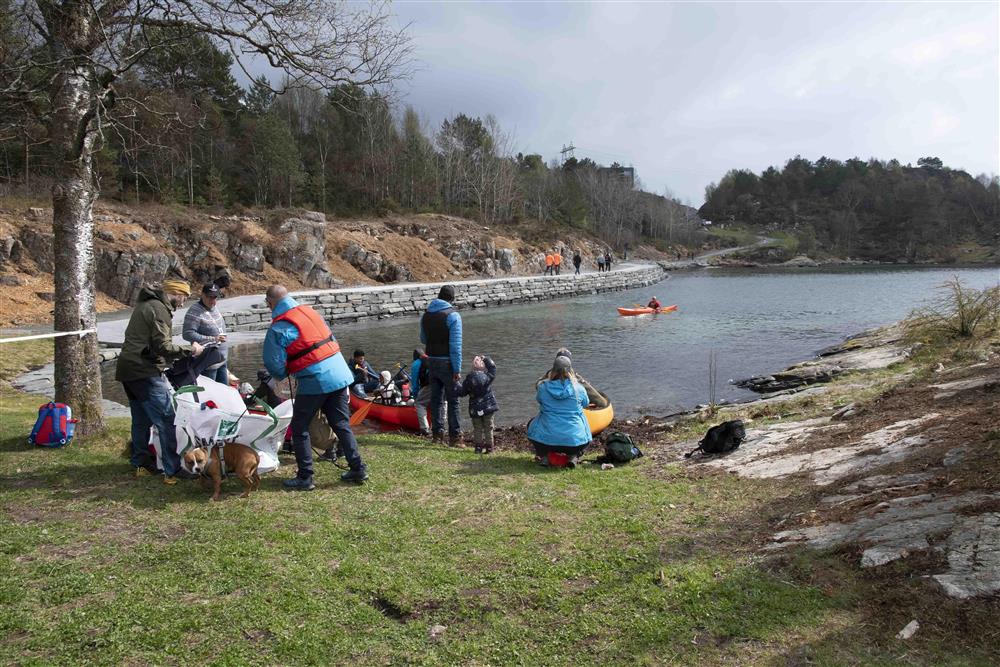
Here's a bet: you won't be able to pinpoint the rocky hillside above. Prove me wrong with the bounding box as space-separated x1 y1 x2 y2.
0 202 646 327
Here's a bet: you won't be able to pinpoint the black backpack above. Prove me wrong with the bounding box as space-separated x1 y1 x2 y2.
684 420 746 458
418 357 430 387
599 431 643 464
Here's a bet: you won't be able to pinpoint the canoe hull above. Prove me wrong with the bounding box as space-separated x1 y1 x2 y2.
584 403 614 436
349 393 421 430
617 304 677 316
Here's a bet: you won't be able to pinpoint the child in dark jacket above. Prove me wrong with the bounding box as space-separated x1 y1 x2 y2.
454 355 498 454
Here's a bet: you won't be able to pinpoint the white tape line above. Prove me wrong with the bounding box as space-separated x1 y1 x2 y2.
0 329 97 344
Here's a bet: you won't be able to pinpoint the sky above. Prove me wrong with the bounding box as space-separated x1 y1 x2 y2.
380 0 999 205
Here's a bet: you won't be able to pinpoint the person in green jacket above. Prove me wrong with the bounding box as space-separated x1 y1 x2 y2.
115 279 204 484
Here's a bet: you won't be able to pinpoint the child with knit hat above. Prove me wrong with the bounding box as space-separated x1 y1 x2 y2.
454 355 499 454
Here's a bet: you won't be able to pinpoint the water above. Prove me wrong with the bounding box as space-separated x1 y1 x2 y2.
103 265 999 427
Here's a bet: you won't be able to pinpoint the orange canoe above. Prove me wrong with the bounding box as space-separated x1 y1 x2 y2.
616 304 678 316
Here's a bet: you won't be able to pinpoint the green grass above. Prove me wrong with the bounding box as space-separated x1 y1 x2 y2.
0 340 54 385
706 226 758 248
2 347 998 664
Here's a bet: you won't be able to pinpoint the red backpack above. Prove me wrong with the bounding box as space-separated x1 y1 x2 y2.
28 402 77 448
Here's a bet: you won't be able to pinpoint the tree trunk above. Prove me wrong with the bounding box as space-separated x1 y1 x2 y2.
49 60 105 435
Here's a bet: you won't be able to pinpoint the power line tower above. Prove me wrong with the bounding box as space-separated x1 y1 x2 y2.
560 142 576 164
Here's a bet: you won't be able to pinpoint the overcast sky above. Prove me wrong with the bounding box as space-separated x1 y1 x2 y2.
383 1 999 205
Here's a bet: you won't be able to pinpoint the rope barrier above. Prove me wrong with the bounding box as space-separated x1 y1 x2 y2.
0 329 97 344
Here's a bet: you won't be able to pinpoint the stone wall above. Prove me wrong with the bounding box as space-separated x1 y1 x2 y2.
222 264 667 332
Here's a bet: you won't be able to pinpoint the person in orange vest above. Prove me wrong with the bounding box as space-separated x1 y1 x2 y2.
553 249 563 275
263 285 367 488
544 253 554 275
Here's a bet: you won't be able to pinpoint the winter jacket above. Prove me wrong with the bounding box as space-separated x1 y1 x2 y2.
454 357 498 417
572 254 582 267
182 299 227 358
535 370 608 409
420 298 463 374
526 378 591 447
115 287 192 382
263 296 353 395
410 356 429 395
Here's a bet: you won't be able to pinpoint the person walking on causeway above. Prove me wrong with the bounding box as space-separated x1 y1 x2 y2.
420 284 464 446
455 355 499 454
573 251 582 275
117 279 204 484
263 285 368 488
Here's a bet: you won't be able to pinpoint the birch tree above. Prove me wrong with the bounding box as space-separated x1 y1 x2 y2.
0 0 411 434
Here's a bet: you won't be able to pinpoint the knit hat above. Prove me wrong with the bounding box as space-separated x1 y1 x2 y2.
438 285 455 302
553 355 572 372
162 279 191 296
555 347 572 360
472 356 486 372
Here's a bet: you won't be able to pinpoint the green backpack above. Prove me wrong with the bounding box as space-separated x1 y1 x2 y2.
603 431 643 464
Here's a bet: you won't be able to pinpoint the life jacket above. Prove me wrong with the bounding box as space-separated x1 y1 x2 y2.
422 308 454 358
545 254 554 266
554 253 562 265
273 305 340 374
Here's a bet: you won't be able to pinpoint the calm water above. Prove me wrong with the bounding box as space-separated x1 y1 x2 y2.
103 266 999 427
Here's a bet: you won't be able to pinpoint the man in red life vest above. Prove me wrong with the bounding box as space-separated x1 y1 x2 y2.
263 285 367 488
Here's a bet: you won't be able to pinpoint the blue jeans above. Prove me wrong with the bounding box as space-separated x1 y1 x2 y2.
290 387 363 479
203 364 228 385
427 357 461 436
125 375 180 476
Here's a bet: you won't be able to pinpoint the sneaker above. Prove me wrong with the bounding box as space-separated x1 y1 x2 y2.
135 467 152 478
432 432 445 445
341 466 369 484
283 477 315 491
163 475 178 486
449 433 466 448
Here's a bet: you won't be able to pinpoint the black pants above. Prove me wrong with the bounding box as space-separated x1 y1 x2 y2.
290 387 363 478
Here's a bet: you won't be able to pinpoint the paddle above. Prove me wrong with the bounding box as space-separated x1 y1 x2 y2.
349 398 375 426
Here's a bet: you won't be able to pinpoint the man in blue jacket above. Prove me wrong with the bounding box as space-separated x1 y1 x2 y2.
263 285 368 488
419 285 464 446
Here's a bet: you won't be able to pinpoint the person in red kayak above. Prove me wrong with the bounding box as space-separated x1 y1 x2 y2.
647 296 662 310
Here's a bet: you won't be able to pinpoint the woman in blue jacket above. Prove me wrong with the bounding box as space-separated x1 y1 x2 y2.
527 355 591 466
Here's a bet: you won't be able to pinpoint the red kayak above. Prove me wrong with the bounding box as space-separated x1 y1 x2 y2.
349 393 421 430
617 304 678 316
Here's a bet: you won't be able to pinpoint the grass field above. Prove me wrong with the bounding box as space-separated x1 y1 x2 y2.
1 343 997 665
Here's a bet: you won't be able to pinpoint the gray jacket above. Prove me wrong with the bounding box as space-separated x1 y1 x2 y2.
182 299 227 357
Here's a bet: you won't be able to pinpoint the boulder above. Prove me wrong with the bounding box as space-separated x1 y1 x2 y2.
342 241 384 279
265 214 336 288
0 274 24 286
495 248 516 273
230 241 265 273
471 257 497 278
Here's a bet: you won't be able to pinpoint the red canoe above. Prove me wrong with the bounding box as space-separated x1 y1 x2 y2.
617 304 678 316
349 393 421 430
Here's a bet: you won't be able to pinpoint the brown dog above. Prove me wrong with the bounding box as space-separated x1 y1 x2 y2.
182 444 260 501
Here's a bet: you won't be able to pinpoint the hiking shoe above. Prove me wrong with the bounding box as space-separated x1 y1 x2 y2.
283 477 315 491
341 466 369 484
163 475 178 486
135 467 152 478
448 433 465 448
431 432 445 445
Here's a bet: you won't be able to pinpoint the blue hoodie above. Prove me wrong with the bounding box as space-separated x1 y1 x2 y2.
420 299 463 374
526 378 591 447
263 296 354 395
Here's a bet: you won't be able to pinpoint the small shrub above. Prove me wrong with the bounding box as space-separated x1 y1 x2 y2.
906 277 1000 343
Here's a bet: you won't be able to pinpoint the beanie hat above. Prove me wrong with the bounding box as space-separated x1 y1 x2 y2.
555 347 572 360
553 355 572 372
162 279 191 296
438 285 455 302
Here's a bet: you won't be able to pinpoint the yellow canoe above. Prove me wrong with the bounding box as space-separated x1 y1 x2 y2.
584 403 614 436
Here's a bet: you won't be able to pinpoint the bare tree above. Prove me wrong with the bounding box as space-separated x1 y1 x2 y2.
1 0 411 434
